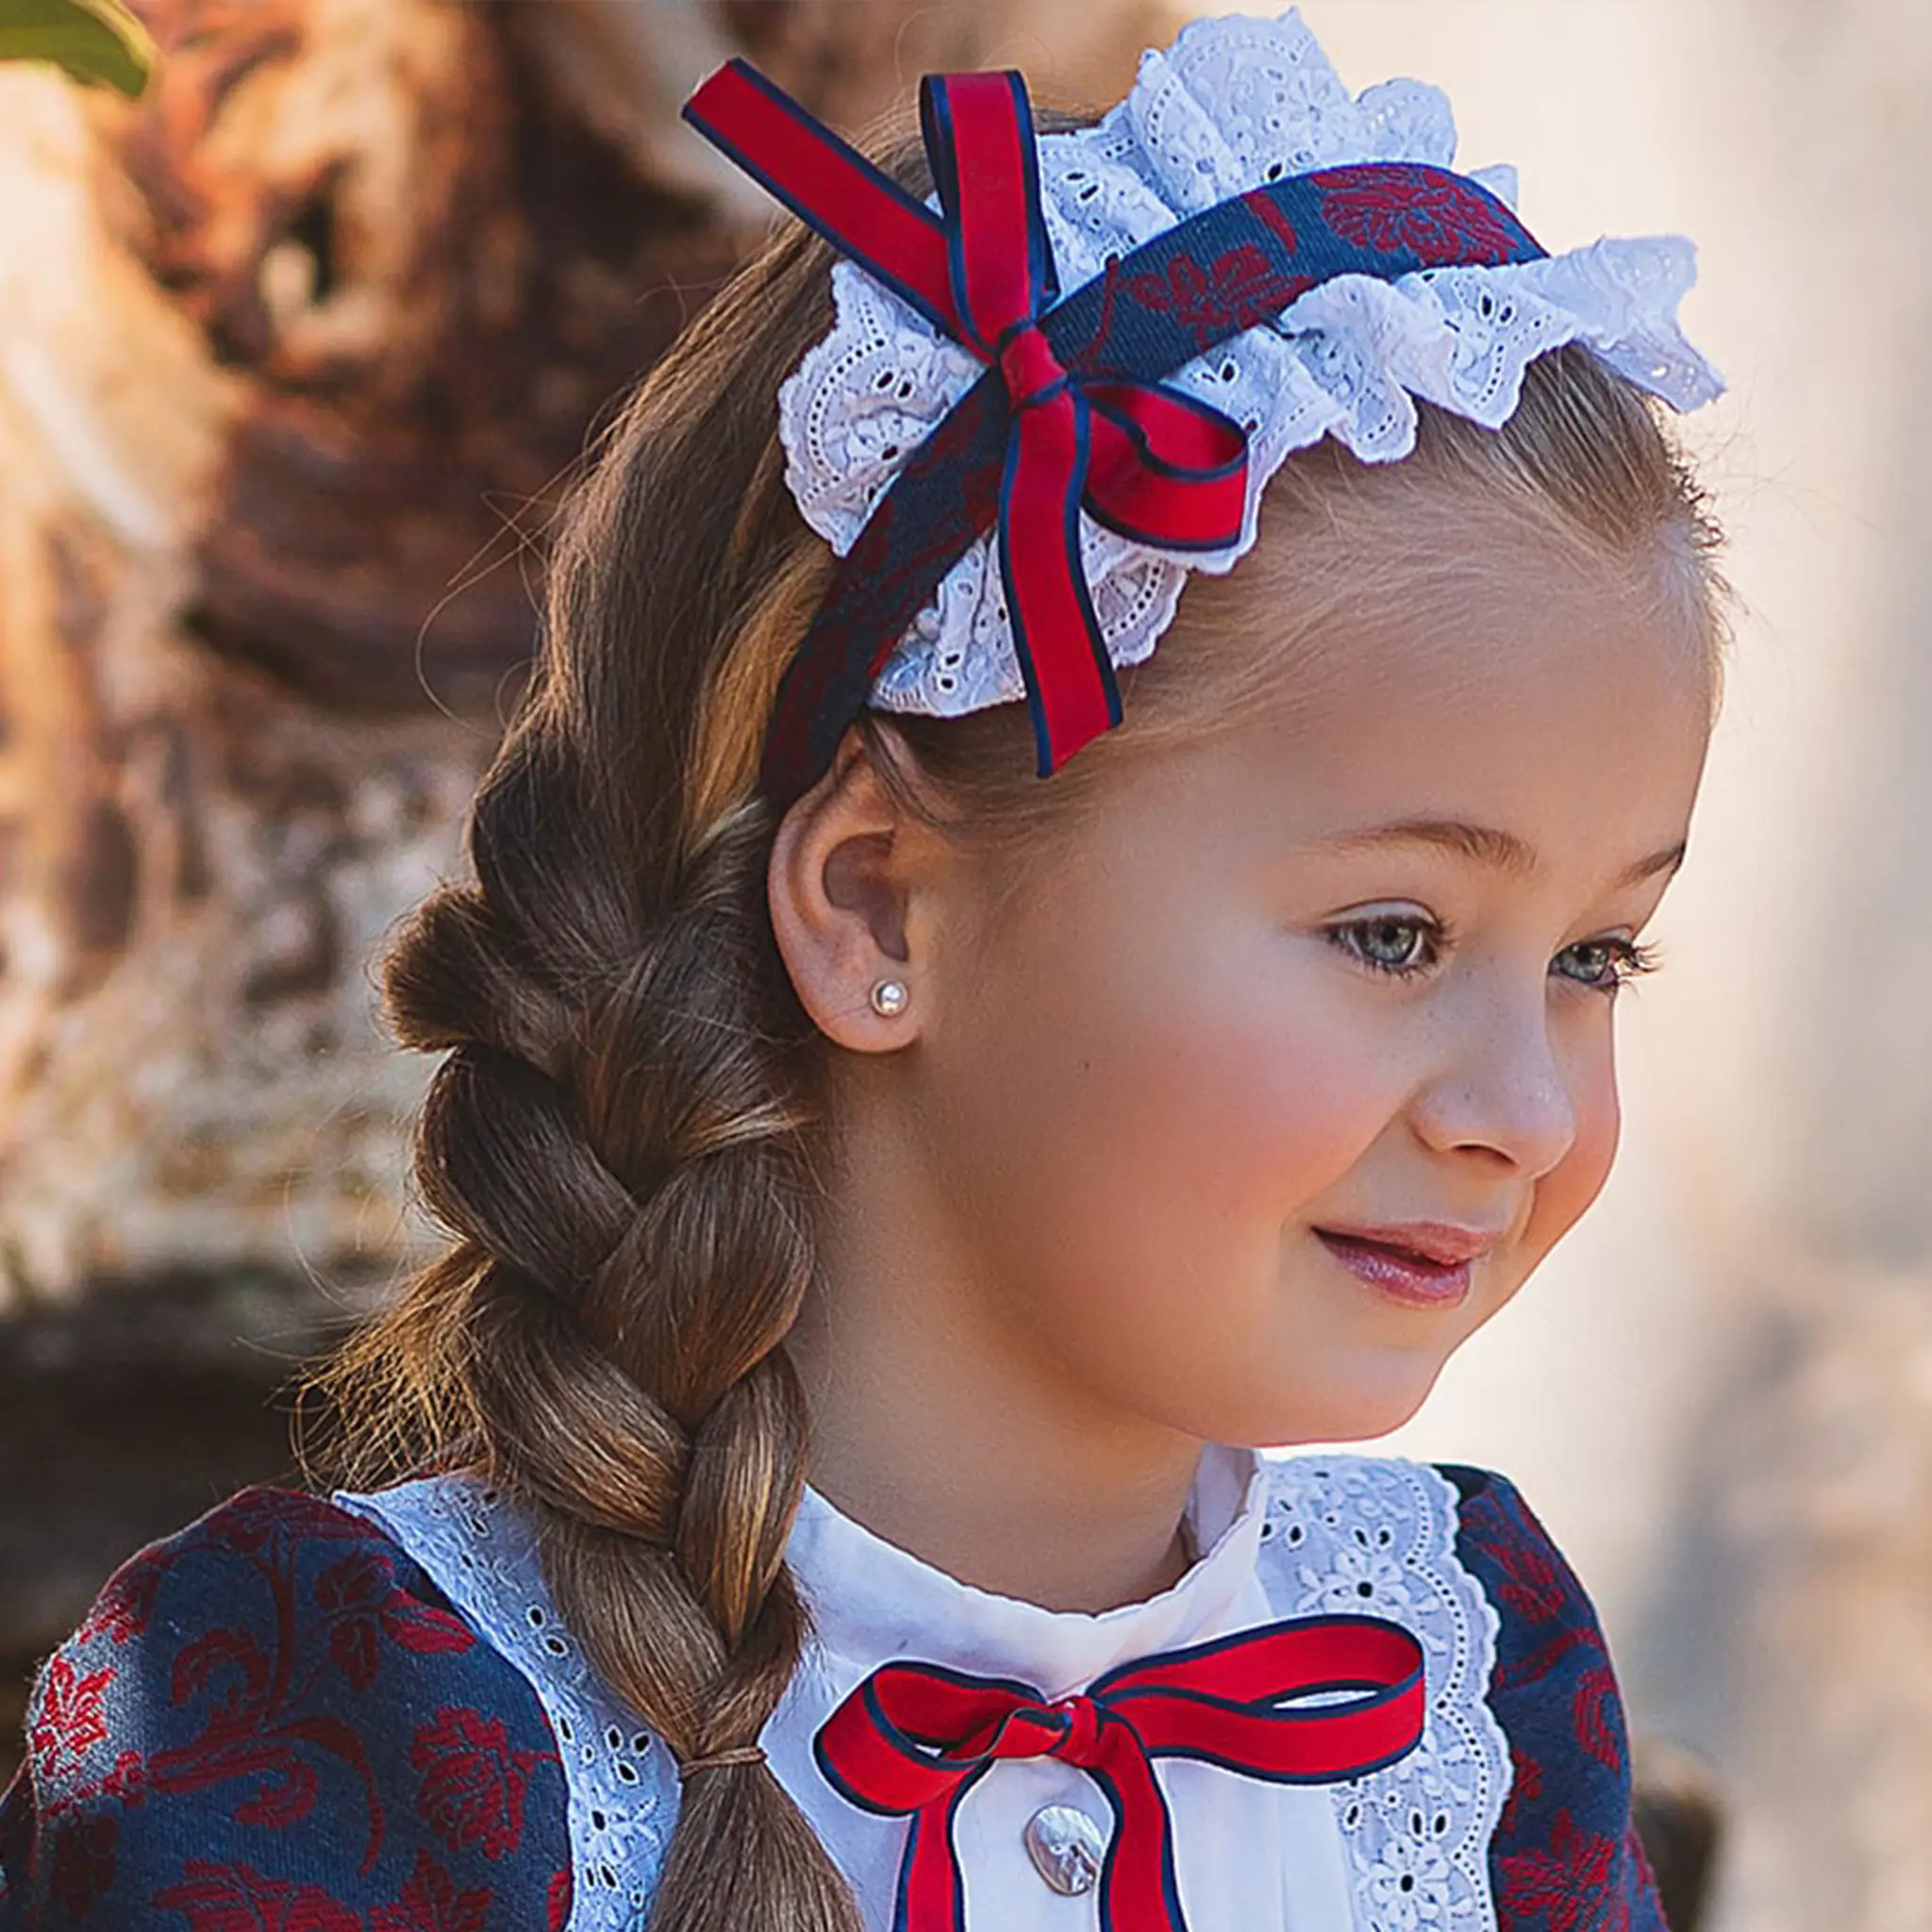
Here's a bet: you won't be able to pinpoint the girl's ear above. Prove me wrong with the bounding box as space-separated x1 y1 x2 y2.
766 727 930 1052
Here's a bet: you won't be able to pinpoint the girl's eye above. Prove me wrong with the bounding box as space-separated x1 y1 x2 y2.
1328 915 1441 978
1553 936 1663 997
1326 918 1664 998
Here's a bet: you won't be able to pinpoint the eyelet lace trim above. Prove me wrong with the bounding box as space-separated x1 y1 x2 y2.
334 1478 678 1932
341 1457 1506 1932
1258 1456 1508 1932
776 6 1724 722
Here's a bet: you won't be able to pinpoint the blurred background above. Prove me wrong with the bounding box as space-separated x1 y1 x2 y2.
1 3 1927 1928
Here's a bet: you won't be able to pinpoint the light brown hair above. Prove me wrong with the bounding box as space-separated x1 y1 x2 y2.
320 120 1725 1932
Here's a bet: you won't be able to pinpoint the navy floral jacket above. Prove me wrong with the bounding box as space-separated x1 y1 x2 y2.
0 1468 1662 1931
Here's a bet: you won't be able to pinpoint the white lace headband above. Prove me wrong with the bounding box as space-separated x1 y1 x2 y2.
776 9 1721 722
682 8 1723 804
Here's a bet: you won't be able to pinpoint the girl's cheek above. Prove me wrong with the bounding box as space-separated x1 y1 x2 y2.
1110 991 1407 1225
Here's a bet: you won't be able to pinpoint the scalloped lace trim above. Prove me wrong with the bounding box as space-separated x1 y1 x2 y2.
334 1478 679 1932
341 1457 1508 1932
1258 1455 1509 1932
776 6 1724 721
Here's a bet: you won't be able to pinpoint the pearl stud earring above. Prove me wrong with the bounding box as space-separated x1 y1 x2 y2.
869 977 909 1018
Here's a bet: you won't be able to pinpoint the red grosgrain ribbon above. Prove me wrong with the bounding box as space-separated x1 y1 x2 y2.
682 61 1544 808
813 1615 1427 1932
684 61 1250 788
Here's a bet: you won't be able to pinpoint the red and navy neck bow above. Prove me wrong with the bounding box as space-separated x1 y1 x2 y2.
813 1613 1426 1932
683 61 1546 810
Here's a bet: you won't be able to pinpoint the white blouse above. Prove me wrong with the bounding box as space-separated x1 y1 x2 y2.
337 1449 1509 1932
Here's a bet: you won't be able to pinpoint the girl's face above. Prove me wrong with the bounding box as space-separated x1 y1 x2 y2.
883 529 1714 1448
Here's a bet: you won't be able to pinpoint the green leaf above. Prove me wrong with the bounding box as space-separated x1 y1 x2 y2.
0 0 156 98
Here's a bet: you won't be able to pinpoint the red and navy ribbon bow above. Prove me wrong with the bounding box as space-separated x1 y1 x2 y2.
682 61 1545 808
813 1614 1427 1932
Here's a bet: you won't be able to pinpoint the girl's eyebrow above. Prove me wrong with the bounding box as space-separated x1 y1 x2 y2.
1324 818 1689 890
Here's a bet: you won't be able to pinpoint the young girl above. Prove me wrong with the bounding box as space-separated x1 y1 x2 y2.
0 11 1727 1931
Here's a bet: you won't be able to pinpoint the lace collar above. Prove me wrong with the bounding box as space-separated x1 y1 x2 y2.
338 1452 1507 1932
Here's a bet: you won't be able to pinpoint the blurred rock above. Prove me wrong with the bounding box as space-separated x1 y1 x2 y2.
0 0 1155 1307
0 1269 363 1789
1632 1737 1725 1932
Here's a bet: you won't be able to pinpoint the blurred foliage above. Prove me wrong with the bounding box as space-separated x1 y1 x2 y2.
0 0 153 96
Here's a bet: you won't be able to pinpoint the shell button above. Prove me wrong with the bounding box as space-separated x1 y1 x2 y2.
1024 1803 1107 1897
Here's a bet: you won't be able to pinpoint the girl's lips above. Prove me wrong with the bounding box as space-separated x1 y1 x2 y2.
1314 1228 1475 1310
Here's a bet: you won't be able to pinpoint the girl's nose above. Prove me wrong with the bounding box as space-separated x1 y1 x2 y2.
1407 989 1580 1179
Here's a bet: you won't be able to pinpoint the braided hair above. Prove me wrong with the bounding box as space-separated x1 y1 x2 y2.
318 110 1725 1932
322 196 869 1927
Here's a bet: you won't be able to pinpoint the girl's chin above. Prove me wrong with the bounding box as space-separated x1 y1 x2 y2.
1249 1353 1452 1446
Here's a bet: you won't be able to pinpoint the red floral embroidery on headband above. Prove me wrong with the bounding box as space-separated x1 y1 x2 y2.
1311 162 1528 267
1126 243 1313 349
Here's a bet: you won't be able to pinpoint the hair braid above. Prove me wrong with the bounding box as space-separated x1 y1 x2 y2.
307 111 949 1920
380 749 856 1927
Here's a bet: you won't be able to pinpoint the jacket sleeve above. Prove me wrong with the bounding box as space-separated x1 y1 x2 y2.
1437 1463 1667 1932
0 1487 574 1931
